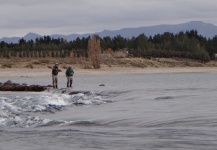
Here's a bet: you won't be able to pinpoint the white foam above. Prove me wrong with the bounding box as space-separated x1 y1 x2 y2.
40 95 69 106
0 90 112 128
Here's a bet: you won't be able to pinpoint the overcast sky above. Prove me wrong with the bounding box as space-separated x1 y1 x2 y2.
0 0 217 38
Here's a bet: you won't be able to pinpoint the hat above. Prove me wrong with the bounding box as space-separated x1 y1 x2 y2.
55 63 59 65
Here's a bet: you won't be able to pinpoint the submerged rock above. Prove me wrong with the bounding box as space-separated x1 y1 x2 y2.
154 96 174 100
69 91 91 95
0 80 50 92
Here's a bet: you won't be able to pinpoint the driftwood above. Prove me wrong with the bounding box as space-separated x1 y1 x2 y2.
0 80 51 92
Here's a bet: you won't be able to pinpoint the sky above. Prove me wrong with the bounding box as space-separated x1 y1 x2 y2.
0 0 217 38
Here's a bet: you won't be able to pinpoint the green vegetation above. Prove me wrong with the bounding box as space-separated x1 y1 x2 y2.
0 30 217 62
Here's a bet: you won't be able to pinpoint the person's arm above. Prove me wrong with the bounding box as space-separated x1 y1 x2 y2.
58 68 62 72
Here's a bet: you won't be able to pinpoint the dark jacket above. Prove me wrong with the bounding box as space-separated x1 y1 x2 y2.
52 66 61 75
65 68 74 76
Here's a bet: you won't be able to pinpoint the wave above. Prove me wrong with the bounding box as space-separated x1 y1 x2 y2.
0 89 113 128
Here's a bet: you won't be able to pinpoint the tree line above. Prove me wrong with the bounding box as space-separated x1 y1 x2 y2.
0 30 217 62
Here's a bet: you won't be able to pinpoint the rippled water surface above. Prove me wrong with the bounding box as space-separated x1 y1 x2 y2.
1 71 217 150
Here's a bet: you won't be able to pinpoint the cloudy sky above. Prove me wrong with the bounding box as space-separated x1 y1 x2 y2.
0 0 216 38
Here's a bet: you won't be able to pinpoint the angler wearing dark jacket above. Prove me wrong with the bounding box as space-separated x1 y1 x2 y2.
65 66 74 87
52 63 61 88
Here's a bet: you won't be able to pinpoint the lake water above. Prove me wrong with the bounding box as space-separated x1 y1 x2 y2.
1 70 217 150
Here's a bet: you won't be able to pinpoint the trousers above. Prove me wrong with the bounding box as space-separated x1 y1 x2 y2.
66 76 73 87
52 75 58 88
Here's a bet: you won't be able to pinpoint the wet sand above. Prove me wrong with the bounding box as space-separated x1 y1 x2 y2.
1 67 217 78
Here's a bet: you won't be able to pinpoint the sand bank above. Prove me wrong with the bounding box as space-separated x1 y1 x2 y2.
1 67 217 78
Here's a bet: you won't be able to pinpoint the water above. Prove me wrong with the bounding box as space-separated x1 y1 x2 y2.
1 71 217 150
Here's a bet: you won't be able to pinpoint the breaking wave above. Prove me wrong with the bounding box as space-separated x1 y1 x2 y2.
0 89 112 128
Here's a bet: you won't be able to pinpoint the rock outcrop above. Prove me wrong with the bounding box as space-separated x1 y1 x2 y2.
0 80 51 92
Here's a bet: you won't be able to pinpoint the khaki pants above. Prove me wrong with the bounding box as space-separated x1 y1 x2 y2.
66 76 73 87
52 75 58 88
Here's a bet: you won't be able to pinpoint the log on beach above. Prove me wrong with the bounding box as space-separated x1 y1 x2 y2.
0 80 51 92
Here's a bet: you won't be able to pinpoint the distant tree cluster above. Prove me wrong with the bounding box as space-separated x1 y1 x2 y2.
0 30 217 62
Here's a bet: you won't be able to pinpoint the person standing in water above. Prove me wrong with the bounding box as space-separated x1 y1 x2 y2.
65 66 74 87
52 63 61 89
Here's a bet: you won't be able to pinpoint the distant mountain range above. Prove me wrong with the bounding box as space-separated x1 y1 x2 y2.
1 21 217 43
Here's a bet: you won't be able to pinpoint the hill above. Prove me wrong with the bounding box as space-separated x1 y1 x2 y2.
1 21 217 43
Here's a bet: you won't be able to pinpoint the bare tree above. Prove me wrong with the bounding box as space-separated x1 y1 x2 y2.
87 35 102 69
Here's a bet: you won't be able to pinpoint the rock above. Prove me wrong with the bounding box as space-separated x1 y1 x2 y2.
69 91 91 95
0 80 48 92
3 80 12 85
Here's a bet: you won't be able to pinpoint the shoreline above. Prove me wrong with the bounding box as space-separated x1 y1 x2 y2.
1 57 217 78
1 66 217 78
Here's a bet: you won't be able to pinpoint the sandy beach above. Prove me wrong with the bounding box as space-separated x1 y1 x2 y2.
1 66 217 78
1 57 217 78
